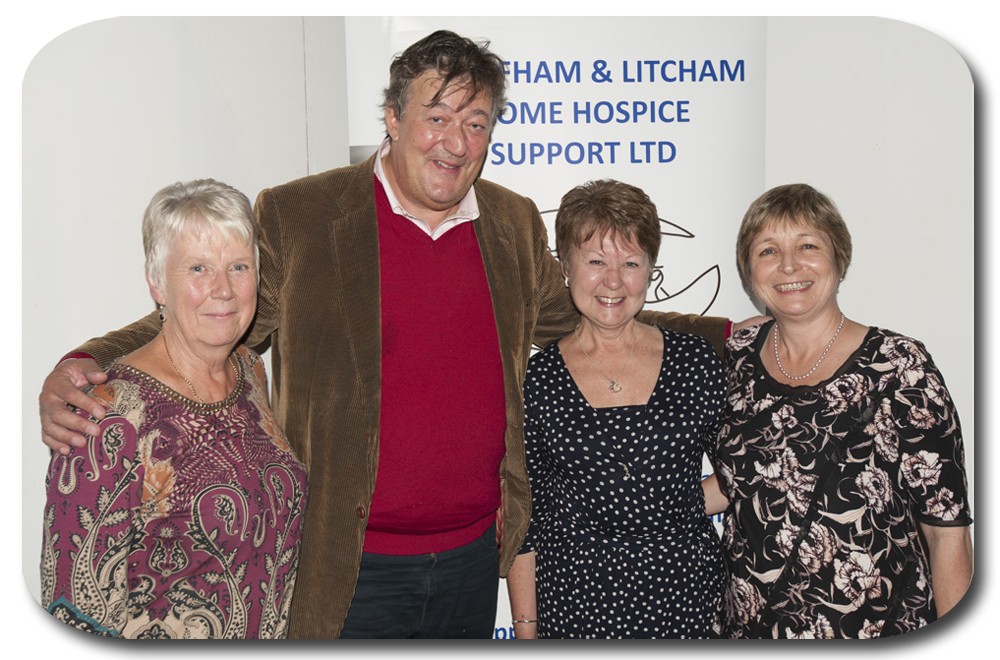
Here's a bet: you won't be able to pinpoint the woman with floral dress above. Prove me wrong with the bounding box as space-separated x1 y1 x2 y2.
704 184 972 638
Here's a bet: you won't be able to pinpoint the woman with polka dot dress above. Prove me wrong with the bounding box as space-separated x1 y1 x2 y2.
506 180 725 638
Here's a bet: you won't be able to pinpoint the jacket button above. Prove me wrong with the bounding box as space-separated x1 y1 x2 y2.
356 506 366 518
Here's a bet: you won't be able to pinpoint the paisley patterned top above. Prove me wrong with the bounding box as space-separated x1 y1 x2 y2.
40 346 309 639
713 323 971 639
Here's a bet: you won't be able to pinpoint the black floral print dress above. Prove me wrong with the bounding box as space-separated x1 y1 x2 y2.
713 322 971 639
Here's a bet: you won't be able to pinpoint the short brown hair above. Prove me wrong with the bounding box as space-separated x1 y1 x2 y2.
555 179 662 268
735 183 852 296
382 30 508 129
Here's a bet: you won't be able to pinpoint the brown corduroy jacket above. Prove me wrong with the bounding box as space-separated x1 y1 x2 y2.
76 154 729 638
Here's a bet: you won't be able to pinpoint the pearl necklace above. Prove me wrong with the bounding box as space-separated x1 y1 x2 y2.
574 320 637 393
773 312 845 381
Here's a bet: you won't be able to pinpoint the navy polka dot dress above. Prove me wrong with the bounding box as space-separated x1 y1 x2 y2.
521 326 726 638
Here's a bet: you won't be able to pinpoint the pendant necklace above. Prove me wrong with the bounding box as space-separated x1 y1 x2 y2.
575 320 637 393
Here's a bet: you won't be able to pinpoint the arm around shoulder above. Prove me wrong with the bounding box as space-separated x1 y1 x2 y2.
40 310 161 452
639 310 730 358
76 309 163 368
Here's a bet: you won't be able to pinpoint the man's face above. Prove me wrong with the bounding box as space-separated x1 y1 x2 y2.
383 71 493 224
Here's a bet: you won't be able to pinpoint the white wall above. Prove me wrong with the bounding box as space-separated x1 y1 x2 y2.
21 16 350 604
764 17 975 515
20 15 975 640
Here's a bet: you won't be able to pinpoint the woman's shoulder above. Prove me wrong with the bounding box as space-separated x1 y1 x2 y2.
855 326 935 365
859 327 945 382
95 364 153 410
657 322 716 347
867 326 927 348
725 320 771 352
235 345 270 392
527 339 563 368
235 344 262 364
67 367 150 454
654 323 725 364
524 340 566 401
653 325 726 389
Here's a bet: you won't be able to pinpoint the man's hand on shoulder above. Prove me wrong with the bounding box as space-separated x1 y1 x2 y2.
39 358 108 454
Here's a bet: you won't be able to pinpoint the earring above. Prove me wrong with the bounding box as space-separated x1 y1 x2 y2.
564 277 570 288
158 305 165 323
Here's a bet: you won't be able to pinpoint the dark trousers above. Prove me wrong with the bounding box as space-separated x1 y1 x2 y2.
339 524 500 639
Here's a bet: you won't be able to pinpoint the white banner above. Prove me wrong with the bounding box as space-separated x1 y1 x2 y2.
347 17 765 324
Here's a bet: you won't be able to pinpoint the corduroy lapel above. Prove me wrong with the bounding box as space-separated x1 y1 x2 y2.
325 153 382 423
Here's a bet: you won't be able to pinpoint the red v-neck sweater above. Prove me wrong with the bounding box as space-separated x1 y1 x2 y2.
364 179 506 555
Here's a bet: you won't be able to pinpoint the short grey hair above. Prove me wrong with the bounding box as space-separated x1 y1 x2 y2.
142 179 257 287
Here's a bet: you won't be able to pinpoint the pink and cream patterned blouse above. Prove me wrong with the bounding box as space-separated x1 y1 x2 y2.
713 324 971 638
41 346 308 638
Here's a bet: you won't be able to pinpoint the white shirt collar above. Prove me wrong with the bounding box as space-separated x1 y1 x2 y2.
373 137 480 240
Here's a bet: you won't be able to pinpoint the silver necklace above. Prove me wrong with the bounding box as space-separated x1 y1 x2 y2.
574 320 637 393
773 312 845 380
